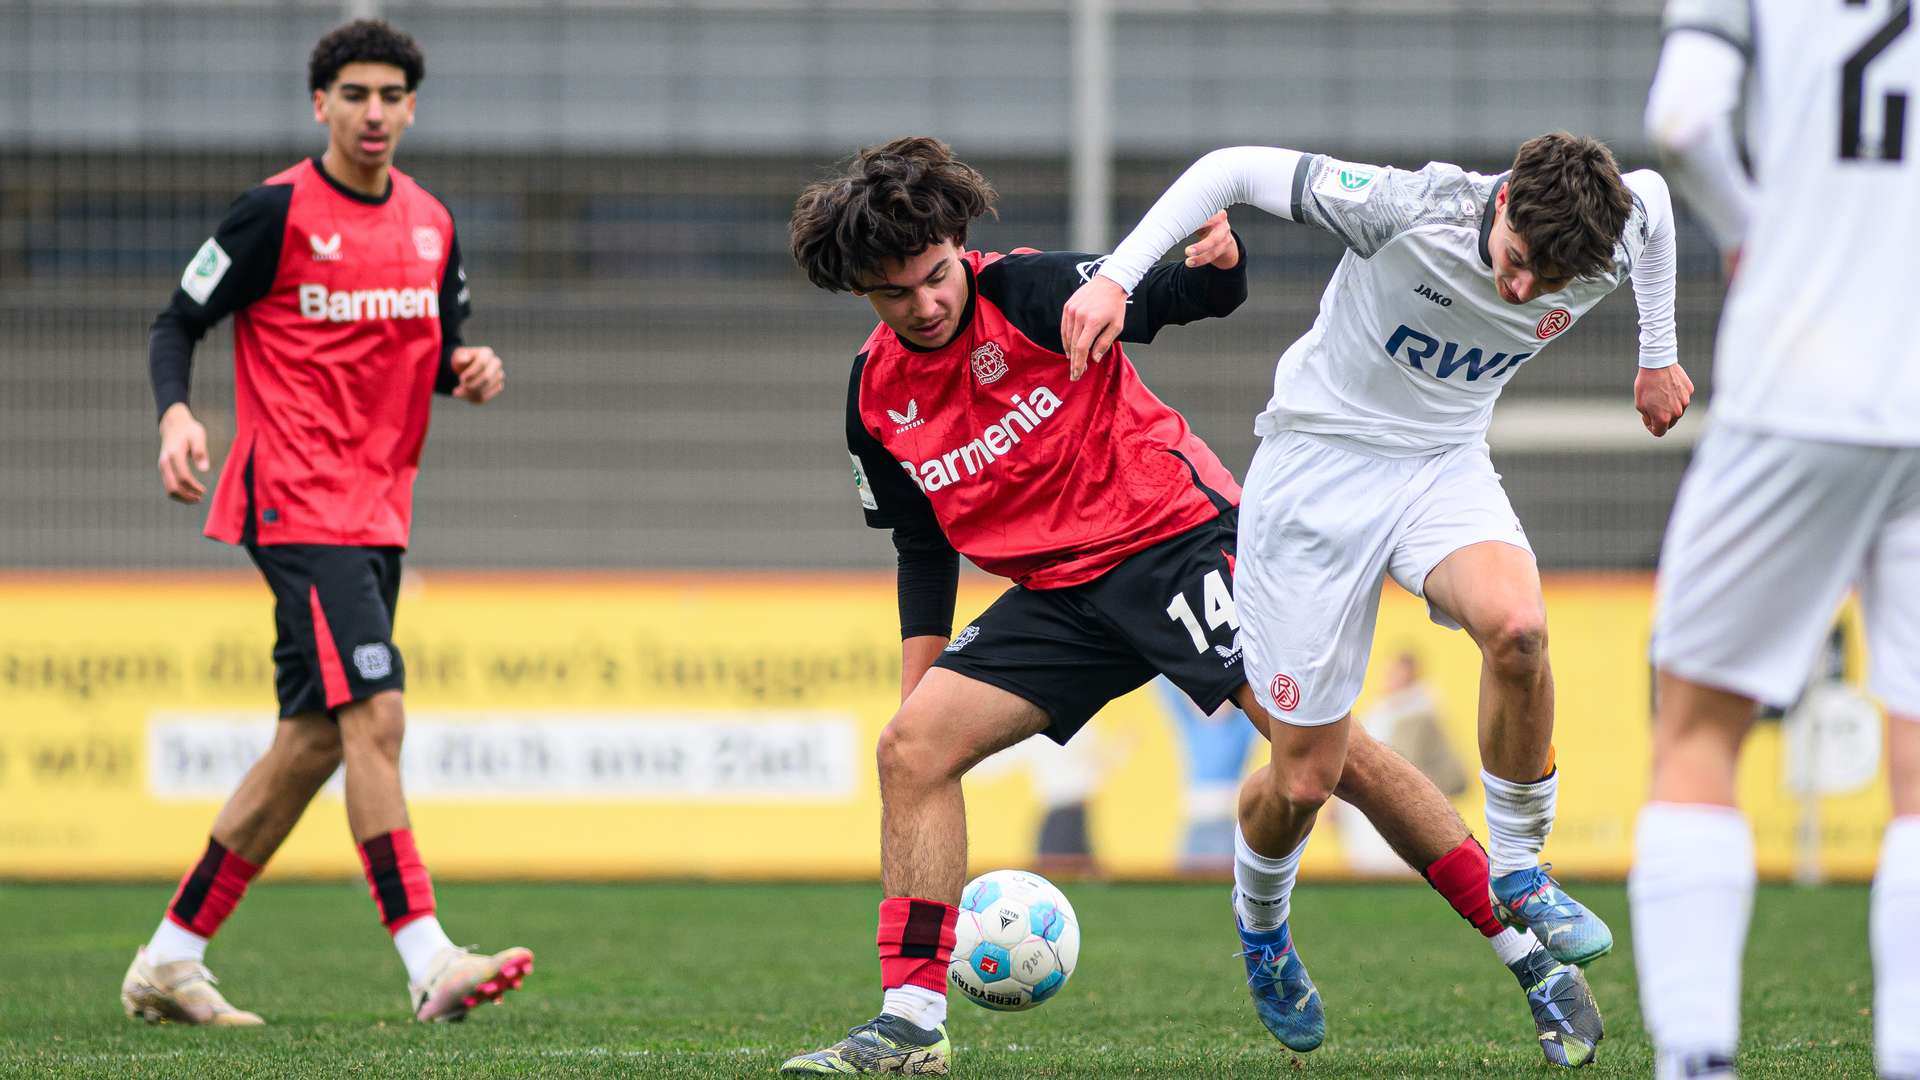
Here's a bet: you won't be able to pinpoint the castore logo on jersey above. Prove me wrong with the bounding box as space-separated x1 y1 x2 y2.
309 233 343 262
887 400 924 433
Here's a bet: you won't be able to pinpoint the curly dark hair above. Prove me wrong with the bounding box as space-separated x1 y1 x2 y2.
309 19 424 93
789 137 998 293
1503 132 1634 283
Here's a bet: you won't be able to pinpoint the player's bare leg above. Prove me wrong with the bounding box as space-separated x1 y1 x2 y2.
1227 687 1344 1052
1257 705 1604 1066
784 669 1047 1075
123 713 342 1026
1630 672 1758 1080
1879 713 1920 1080
1426 542 1609 965
337 691 532 1023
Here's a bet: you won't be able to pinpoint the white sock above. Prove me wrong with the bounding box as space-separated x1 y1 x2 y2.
1482 768 1557 876
1490 926 1538 967
393 915 457 985
146 917 209 965
1874 817 1920 1079
1233 825 1308 931
881 984 948 1030
1629 802 1755 1067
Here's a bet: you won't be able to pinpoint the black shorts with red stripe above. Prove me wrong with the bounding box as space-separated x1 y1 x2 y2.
932 510 1246 745
245 544 406 717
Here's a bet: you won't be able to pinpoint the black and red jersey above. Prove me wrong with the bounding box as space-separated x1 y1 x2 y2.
149 157 469 548
847 246 1246 592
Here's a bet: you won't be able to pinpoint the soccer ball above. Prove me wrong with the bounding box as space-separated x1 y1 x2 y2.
949 869 1080 1011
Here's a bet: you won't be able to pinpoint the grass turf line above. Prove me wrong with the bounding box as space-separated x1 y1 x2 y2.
0 880 1874 1078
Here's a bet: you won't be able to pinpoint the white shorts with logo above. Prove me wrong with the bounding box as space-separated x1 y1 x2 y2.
1237 430 1533 727
1652 426 1920 715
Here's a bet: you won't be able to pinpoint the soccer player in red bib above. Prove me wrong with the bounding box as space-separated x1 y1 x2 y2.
122 19 531 1027
777 138 1604 1075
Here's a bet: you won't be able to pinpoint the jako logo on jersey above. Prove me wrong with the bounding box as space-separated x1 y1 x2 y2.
971 341 1009 384
309 233 343 262
1536 308 1573 339
1412 283 1452 307
1384 325 1531 382
298 284 441 323
900 387 1063 493
887 400 924 433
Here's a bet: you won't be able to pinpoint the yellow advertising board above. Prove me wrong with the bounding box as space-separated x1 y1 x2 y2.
0 572 1893 881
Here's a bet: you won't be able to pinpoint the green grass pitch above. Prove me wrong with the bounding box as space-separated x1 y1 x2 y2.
0 880 1874 1077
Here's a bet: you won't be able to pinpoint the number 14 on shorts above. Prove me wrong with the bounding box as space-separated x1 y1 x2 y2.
1166 569 1239 653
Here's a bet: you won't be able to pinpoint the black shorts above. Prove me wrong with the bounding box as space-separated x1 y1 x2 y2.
933 510 1245 744
245 544 406 718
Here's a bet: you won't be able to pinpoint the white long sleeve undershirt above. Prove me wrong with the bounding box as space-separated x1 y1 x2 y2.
1097 146 1305 294
1627 171 1681 370
1645 30 1757 253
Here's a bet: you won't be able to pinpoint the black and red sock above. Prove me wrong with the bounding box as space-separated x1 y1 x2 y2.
165 837 260 938
357 828 437 933
877 896 958 993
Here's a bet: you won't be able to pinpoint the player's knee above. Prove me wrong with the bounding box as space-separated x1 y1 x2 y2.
276 720 342 779
339 704 406 762
1267 761 1338 815
875 711 962 789
1484 615 1548 682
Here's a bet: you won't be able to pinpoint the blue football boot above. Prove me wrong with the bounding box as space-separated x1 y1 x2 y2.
1491 864 1614 966
1234 898 1324 1052
1509 941 1604 1067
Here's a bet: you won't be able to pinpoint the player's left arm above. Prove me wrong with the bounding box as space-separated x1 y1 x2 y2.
431 229 504 404
1624 170 1693 438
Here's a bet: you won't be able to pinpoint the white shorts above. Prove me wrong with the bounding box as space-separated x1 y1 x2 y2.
1652 426 1920 715
1237 431 1533 727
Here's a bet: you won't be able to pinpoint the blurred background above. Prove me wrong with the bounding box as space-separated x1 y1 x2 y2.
0 0 1888 884
2 0 1707 570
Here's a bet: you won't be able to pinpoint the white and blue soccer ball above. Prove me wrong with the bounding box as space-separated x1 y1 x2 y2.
948 869 1080 1011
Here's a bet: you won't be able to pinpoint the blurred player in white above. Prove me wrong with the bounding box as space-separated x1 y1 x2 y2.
1064 132 1690 1043
1640 2 1919 1077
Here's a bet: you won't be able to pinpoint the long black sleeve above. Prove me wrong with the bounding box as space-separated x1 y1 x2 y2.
978 237 1249 354
432 221 472 395
148 184 291 420
893 516 960 640
1121 232 1249 344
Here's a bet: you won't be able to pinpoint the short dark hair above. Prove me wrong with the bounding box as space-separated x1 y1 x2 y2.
309 19 424 94
1503 132 1634 283
789 137 998 293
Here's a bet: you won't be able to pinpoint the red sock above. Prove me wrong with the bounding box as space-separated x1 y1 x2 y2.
877 897 958 993
1423 836 1505 938
357 829 437 933
166 837 260 938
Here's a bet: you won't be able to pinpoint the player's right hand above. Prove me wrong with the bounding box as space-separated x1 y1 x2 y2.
1061 275 1129 382
157 404 211 504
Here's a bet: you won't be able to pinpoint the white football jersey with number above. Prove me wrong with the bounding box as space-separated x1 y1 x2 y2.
1099 148 1678 457
1662 0 1920 444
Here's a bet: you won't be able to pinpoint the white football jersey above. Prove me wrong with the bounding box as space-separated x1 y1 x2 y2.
1662 0 1920 445
1262 156 1674 454
1099 148 1678 457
